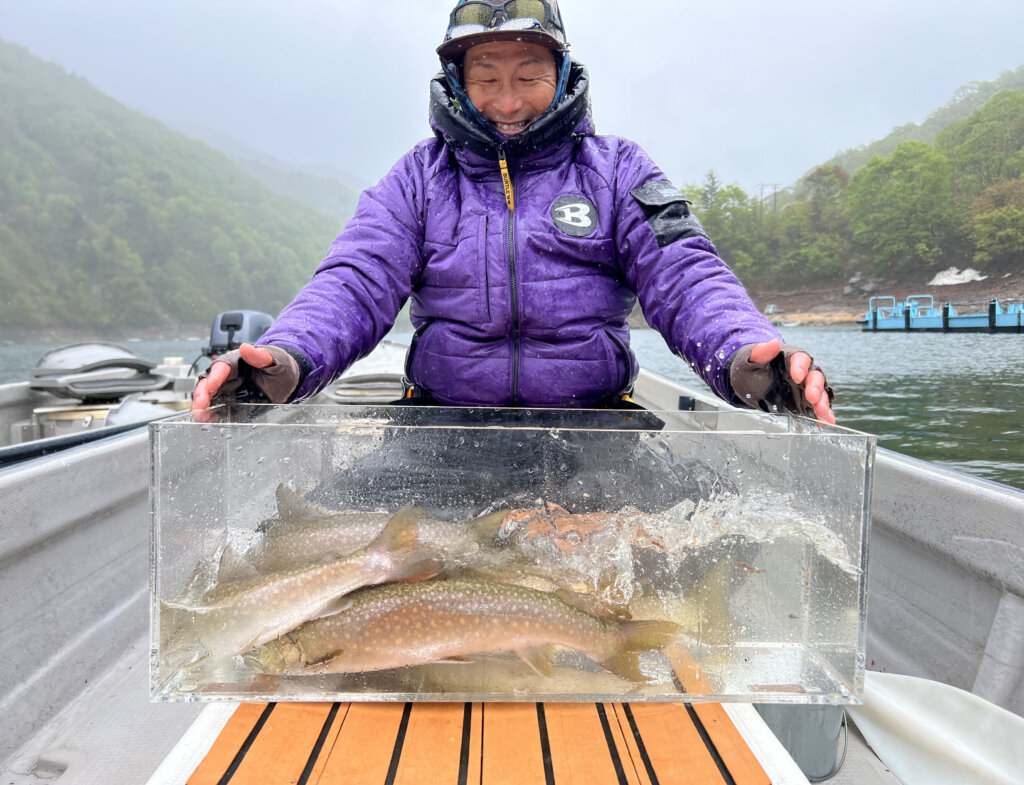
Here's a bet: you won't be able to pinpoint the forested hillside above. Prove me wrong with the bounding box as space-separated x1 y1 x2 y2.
1 37 1020 333
0 40 347 331
825 66 1024 177
689 83 1024 289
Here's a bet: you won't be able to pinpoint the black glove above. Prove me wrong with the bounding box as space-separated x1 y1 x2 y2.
729 343 834 417
203 345 301 404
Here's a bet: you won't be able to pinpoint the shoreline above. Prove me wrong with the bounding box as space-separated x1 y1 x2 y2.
2 274 1019 339
748 272 1021 326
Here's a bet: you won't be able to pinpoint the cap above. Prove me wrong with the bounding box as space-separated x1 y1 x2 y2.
437 0 568 60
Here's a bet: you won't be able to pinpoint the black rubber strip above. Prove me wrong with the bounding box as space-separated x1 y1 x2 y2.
535 704 556 785
480 704 486 783
622 704 661 785
684 704 736 785
383 703 414 785
296 702 341 785
216 702 277 785
594 704 629 785
457 703 473 785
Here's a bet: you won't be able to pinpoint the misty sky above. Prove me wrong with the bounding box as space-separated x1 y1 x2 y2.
2 0 1023 196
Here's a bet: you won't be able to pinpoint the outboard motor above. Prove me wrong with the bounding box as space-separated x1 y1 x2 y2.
202 310 275 360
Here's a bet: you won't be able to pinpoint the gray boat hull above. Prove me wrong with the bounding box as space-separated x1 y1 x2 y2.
2 352 1022 779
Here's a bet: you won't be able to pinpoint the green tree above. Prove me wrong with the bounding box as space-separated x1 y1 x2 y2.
845 141 955 276
969 179 1024 271
938 90 1024 199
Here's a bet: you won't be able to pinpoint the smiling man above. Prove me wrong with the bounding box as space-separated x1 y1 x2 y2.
193 0 834 423
462 41 558 137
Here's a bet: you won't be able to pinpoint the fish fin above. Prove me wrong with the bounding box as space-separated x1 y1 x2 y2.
257 485 334 535
601 652 647 683
216 542 251 584
315 595 355 618
387 548 445 583
470 510 510 545
279 484 332 519
237 631 265 656
515 644 557 678
368 504 423 554
438 656 473 664
599 620 680 683
618 619 680 652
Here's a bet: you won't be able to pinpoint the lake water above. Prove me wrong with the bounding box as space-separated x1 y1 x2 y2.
3 326 1022 490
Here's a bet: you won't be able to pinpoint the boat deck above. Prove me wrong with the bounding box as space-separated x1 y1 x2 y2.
2 639 902 785
185 700 768 785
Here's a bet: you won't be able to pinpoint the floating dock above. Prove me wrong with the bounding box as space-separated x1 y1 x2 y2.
860 294 1024 332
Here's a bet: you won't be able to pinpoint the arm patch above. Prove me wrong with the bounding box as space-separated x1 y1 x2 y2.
630 180 708 247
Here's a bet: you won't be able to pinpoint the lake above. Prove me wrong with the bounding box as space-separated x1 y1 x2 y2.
2 326 1022 490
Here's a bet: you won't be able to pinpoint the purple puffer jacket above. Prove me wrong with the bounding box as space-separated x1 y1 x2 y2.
259 63 780 406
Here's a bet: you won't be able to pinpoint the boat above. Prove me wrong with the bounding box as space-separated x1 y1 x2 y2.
860 294 1024 332
2 323 1023 784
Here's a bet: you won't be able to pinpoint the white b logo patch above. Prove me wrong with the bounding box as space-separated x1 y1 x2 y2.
551 195 598 237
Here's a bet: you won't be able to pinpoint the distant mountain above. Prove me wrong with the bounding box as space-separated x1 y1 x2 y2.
823 65 1024 177
171 121 365 224
0 39 343 331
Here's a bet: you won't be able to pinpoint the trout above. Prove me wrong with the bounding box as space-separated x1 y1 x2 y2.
170 505 442 657
244 578 679 682
225 486 505 578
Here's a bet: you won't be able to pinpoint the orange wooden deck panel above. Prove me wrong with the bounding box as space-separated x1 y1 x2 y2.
188 700 772 785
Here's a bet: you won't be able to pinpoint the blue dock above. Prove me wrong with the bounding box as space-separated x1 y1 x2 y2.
860 294 1024 332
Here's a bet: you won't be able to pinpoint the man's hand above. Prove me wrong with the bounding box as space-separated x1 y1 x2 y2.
730 339 836 424
191 343 300 422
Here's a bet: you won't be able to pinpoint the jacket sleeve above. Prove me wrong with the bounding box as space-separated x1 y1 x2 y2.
255 146 430 400
612 141 781 402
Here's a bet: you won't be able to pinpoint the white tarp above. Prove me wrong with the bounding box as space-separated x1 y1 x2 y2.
848 672 1024 785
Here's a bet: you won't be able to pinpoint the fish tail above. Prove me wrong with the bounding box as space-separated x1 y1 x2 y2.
601 619 680 683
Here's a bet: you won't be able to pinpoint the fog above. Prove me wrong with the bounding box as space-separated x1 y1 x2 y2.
2 0 1023 193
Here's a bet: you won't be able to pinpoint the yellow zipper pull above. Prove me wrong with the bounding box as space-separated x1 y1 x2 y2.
497 148 515 212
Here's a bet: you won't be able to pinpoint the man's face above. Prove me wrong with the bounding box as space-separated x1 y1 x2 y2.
463 41 558 136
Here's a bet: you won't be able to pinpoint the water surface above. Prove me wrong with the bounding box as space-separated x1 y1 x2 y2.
3 326 1022 490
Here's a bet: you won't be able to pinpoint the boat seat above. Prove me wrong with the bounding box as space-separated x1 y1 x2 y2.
186 701 772 785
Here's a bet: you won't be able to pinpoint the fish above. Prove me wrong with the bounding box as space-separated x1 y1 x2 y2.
167 504 443 658
231 486 505 577
482 501 662 609
244 577 680 683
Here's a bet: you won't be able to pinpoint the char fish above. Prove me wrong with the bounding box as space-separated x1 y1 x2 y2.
169 505 443 657
244 577 679 682
222 486 504 579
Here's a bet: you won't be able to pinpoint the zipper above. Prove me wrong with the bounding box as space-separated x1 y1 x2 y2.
507 206 520 403
498 146 520 403
483 216 492 320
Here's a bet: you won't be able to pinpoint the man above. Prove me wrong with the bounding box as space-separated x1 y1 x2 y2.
192 0 833 423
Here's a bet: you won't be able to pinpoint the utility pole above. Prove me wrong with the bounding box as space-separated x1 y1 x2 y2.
757 183 783 213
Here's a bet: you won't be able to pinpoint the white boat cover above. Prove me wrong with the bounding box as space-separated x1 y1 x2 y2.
848 672 1024 785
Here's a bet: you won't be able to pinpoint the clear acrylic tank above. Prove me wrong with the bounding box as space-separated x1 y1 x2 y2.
150 404 873 704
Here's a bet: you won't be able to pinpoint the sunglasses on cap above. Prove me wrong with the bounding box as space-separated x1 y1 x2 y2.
447 0 554 41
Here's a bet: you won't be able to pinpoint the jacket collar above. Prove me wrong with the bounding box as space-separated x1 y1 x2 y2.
428 59 592 165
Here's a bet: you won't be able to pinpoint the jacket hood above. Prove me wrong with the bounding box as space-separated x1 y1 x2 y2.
429 59 591 161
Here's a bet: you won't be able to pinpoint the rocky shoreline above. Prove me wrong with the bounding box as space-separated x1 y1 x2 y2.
4 272 1020 340
748 271 1021 326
